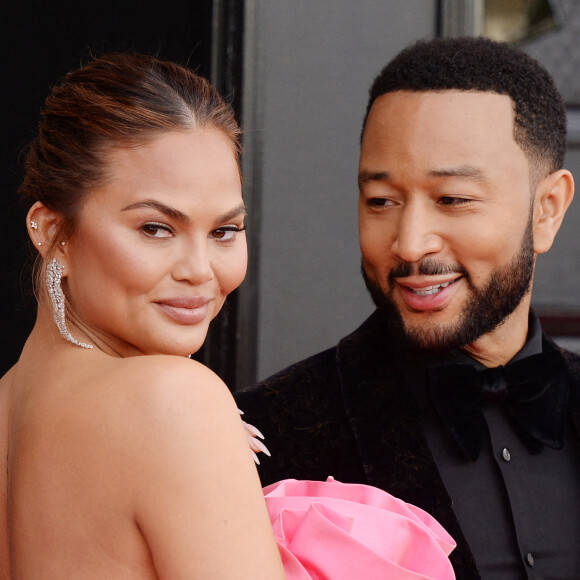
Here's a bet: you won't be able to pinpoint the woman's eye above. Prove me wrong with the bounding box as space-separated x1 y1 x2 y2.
141 222 174 238
211 225 246 241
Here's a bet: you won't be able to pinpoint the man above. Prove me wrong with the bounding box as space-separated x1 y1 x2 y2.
235 37 580 578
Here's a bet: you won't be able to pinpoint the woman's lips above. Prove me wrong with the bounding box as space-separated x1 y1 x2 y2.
155 297 212 324
397 277 461 311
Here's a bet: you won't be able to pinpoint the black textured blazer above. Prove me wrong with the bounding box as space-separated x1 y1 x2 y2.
235 310 580 579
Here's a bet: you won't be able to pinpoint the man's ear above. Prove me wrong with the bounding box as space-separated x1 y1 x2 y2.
533 169 574 255
26 202 67 264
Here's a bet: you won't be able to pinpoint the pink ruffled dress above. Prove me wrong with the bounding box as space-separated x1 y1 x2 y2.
264 477 456 580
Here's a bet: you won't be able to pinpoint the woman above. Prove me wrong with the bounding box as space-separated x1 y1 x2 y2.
1 52 284 579
0 53 455 579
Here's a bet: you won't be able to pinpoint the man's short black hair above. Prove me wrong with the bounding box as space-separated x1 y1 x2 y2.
364 36 567 175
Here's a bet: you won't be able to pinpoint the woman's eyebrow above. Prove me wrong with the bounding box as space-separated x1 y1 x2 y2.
121 200 190 223
121 199 247 225
215 204 247 225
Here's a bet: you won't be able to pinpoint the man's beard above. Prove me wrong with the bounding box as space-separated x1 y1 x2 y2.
362 212 535 353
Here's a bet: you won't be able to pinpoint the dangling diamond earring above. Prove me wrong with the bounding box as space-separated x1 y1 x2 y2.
46 258 93 349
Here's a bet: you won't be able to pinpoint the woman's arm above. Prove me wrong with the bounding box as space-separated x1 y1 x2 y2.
121 356 285 580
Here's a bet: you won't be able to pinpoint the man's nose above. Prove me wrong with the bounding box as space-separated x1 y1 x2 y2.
390 202 443 263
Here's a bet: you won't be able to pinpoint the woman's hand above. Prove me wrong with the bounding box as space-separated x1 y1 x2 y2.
239 409 271 464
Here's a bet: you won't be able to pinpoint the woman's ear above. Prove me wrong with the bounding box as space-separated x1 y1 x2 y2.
26 202 66 262
533 169 574 255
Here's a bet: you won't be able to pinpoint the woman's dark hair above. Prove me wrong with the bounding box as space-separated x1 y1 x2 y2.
20 52 241 245
364 36 567 175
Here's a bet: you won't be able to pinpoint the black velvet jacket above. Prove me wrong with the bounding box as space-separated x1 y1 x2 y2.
235 311 580 579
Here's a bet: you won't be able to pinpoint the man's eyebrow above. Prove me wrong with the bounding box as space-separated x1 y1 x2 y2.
358 170 391 183
358 166 489 184
121 200 191 223
429 165 489 181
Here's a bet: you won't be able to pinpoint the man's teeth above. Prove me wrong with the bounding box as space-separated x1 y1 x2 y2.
412 281 452 296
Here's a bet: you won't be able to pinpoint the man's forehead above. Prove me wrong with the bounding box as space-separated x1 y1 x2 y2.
358 90 530 183
367 89 513 119
361 90 517 150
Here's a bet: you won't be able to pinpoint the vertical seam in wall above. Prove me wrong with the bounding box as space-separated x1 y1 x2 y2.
236 0 265 386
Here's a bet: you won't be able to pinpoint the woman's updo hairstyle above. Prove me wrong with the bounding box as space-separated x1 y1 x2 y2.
19 52 241 249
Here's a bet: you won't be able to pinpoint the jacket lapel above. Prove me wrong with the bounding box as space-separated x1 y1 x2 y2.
335 311 480 578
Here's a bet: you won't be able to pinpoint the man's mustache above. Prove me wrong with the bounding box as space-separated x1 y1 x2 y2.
389 259 468 279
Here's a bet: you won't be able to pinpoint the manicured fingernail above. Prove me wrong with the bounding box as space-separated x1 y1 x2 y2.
245 423 265 440
251 450 260 465
253 438 271 457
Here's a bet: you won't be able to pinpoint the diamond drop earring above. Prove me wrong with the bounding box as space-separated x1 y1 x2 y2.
46 258 93 349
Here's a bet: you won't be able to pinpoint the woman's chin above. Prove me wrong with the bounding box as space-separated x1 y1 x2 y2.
158 344 205 358
134 337 207 359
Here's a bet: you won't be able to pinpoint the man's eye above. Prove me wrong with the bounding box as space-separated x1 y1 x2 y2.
439 197 470 206
368 198 395 208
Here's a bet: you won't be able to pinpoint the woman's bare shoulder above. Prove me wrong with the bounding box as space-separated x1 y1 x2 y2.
24 354 239 465
107 355 235 419
114 356 284 578
77 354 238 439
30 354 248 508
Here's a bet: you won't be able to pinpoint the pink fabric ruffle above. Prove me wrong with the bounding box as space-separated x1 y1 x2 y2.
264 477 456 580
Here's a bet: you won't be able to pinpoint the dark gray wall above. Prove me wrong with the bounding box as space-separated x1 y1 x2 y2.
242 1 437 379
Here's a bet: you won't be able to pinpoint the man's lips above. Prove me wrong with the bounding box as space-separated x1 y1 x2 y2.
395 276 462 310
154 297 213 324
406 280 454 296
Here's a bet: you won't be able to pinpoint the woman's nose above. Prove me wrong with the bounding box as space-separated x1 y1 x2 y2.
171 239 215 284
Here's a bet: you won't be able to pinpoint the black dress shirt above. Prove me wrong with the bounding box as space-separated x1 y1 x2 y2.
403 312 580 578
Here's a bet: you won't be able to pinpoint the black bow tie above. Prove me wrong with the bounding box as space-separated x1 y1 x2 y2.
428 351 569 461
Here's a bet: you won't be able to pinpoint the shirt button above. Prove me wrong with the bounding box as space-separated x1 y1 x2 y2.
502 447 511 462
526 552 534 567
